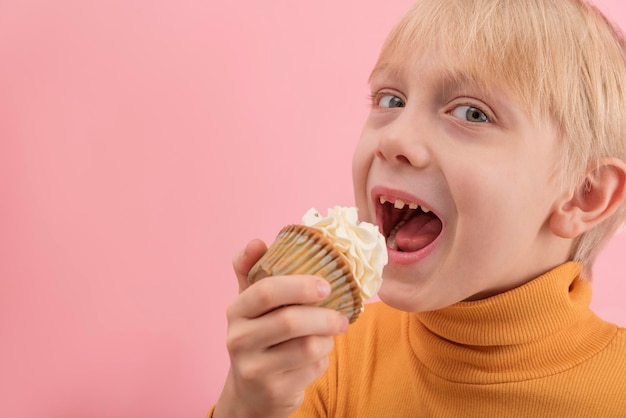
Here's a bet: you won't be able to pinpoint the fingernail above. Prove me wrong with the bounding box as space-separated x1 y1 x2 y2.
317 279 331 298
339 315 349 332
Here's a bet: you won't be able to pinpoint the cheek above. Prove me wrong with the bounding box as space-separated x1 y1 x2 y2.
448 163 524 237
449 163 504 208
451 160 553 240
351 134 376 208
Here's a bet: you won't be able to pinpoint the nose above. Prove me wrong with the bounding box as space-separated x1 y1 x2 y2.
375 110 432 168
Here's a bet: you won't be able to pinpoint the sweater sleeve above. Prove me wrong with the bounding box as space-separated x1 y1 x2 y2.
206 405 215 417
289 387 326 417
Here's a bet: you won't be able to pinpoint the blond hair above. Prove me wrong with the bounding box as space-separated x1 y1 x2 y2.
374 0 626 277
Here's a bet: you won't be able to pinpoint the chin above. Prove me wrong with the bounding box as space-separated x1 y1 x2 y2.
378 263 466 312
376 271 429 312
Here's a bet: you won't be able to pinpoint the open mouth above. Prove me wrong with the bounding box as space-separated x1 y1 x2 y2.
379 196 443 253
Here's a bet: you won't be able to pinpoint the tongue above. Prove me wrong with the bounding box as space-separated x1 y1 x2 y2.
394 213 442 252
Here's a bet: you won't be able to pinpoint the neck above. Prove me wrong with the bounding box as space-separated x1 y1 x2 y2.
409 262 615 383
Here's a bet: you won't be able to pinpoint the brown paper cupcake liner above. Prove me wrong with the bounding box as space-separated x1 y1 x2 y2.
248 224 362 323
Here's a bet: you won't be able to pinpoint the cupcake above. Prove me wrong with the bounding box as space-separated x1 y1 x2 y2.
247 206 388 323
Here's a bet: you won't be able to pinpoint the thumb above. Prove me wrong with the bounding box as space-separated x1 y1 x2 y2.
232 239 268 293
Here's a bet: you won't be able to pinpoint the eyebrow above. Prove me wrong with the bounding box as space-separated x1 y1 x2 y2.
368 64 399 84
370 61 489 95
370 60 521 124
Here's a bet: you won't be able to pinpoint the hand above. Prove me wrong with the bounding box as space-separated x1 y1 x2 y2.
213 239 349 418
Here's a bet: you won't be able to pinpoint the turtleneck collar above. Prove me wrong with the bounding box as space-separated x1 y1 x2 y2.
409 262 616 383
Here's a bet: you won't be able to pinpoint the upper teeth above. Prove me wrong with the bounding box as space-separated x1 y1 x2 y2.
380 196 430 213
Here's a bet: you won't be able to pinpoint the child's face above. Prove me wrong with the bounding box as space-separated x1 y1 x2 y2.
352 48 574 312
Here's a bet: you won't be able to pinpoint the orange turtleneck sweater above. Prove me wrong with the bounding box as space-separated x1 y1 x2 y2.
292 262 626 417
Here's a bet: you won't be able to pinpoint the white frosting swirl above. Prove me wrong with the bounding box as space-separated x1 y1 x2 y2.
301 206 387 302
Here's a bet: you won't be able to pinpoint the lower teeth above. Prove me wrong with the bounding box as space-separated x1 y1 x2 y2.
386 234 398 250
386 217 407 250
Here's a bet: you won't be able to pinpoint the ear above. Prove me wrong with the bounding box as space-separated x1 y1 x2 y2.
550 158 626 239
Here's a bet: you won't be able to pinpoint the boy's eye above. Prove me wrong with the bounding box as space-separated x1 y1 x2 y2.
377 95 405 108
451 105 489 123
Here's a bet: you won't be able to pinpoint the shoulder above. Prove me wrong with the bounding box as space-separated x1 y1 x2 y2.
576 322 626 387
578 325 626 405
604 324 626 354
597 323 626 352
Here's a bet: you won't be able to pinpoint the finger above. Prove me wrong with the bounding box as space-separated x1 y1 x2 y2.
264 335 334 374
232 239 268 293
234 335 333 383
228 275 331 320
228 304 347 352
272 355 330 399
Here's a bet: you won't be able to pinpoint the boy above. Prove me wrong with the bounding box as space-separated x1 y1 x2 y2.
212 0 626 416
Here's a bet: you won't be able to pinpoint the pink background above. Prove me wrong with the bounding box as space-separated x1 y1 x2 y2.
1 0 625 416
